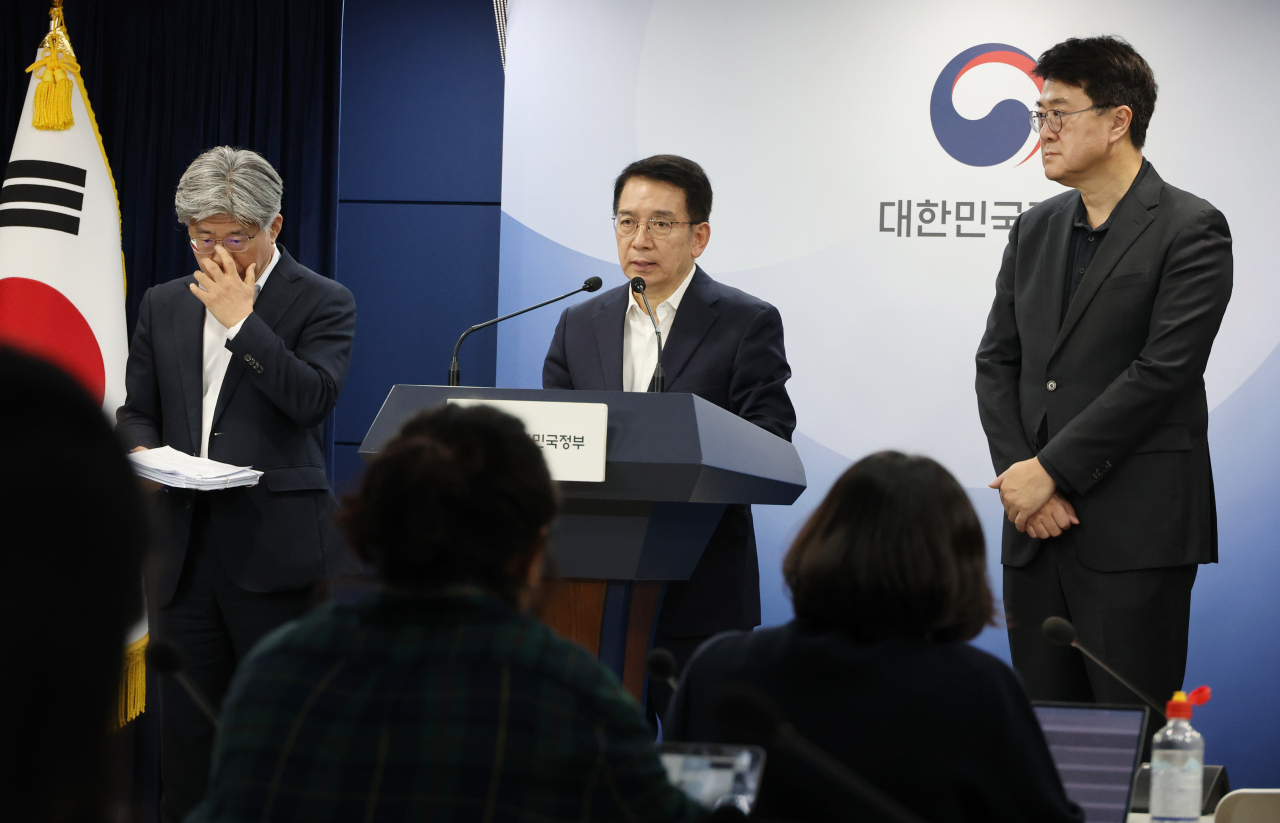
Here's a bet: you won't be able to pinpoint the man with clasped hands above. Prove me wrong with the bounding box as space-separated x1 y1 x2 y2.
976 37 1232 708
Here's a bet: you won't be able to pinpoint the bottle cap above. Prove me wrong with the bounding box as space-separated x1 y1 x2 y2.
1166 685 1211 719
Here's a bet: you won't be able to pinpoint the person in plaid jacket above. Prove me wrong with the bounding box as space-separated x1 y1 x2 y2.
189 404 703 822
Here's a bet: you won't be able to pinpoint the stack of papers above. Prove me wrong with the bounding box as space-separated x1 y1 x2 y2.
127 446 263 490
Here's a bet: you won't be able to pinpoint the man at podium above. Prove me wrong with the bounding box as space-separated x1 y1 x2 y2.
543 154 796 719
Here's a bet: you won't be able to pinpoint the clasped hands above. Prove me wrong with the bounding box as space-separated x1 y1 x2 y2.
989 457 1079 539
189 245 258 329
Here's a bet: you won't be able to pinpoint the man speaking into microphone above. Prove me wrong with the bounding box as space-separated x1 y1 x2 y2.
543 155 795 720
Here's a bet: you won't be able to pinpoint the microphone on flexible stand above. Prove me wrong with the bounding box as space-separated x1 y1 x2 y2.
714 685 929 823
448 276 603 386
145 638 220 726
1041 616 1166 720
630 276 664 392
647 648 680 691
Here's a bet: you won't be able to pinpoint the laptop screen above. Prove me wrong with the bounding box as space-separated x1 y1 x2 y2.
658 742 766 814
1033 703 1149 823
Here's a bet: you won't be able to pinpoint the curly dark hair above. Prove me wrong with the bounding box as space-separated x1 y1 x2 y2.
783 452 995 643
1035 35 1158 149
336 404 559 602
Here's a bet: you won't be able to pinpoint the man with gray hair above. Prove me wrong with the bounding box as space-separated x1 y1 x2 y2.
116 146 358 821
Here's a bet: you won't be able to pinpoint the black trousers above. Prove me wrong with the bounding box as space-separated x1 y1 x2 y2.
1004 539 1197 714
157 499 314 823
647 633 711 733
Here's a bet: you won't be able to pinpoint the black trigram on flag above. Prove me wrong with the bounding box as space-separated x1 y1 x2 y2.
0 159 86 235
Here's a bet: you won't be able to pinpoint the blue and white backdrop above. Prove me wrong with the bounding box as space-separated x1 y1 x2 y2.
495 0 1280 785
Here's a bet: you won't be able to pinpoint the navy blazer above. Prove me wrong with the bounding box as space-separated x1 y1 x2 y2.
976 164 1232 570
544 267 795 637
117 246 359 605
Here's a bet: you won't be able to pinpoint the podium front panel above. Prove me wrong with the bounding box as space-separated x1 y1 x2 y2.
554 500 727 580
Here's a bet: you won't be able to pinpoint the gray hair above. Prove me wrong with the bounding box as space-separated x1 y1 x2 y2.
174 146 283 230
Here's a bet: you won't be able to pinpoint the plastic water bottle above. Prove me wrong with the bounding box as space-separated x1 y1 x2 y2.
1149 686 1211 823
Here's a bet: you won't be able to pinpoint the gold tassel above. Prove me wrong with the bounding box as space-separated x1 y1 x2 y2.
26 3 79 131
32 64 74 130
118 634 148 727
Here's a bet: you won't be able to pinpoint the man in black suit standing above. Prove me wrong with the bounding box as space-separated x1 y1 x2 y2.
116 147 358 821
976 37 1232 707
543 155 795 719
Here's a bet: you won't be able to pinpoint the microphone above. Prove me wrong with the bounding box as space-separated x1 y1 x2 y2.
1041 616 1166 719
647 647 680 691
145 638 220 726
448 276 603 386
714 685 929 823
630 276 665 392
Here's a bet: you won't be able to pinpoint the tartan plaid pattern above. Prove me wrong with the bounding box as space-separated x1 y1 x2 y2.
187 587 704 823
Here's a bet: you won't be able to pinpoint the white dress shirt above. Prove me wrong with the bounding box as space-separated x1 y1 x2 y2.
200 245 279 457
622 264 696 393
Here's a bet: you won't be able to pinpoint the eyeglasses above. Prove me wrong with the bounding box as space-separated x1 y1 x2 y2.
189 232 258 255
613 216 697 240
1028 105 1111 134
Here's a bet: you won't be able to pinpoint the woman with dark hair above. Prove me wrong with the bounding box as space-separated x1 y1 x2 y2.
665 451 1083 822
191 403 702 822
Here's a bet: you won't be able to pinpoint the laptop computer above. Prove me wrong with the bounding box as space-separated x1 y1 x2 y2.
1033 702 1149 823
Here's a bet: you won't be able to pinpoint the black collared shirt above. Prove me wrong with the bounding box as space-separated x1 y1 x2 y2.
1062 159 1151 322
1040 159 1151 494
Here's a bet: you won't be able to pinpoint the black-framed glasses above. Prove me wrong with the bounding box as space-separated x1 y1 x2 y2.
613 216 697 240
1029 105 1110 134
189 232 259 255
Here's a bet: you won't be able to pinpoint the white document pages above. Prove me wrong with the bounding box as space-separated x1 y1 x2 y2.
127 446 263 490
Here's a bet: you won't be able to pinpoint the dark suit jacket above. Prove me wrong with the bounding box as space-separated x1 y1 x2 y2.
665 622 1083 823
976 164 1232 571
117 245 359 606
543 267 795 637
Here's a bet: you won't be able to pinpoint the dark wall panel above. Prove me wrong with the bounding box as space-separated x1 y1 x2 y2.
339 0 504 202
333 443 366 498
333 202 500 443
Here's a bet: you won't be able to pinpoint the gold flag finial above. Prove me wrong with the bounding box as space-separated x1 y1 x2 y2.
25 2 79 130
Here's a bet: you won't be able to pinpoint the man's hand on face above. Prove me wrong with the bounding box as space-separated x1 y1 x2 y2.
129 445 162 493
1024 492 1080 540
989 456 1058 532
190 245 257 329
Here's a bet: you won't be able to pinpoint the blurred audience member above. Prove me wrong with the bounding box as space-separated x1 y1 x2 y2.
190 403 702 822
665 451 1083 822
0 347 149 823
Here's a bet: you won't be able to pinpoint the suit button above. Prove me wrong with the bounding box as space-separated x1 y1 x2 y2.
1046 380 1057 391
244 353 252 363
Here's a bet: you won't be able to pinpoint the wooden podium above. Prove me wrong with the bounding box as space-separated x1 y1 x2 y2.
360 386 806 703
